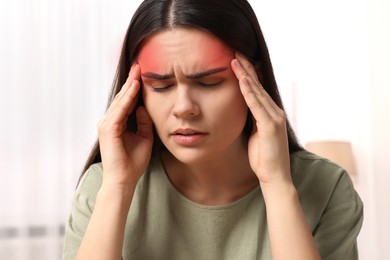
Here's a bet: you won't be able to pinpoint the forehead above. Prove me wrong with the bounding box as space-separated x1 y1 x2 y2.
137 28 234 73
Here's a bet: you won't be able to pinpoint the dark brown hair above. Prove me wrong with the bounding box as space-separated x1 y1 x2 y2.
79 0 302 184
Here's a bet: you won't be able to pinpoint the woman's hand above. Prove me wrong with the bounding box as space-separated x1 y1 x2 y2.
97 64 154 190
231 53 321 260
231 53 291 186
77 64 153 260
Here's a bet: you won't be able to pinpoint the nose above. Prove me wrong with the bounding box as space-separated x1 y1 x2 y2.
172 86 200 119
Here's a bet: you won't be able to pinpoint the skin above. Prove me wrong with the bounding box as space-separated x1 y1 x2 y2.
139 28 256 205
76 28 321 260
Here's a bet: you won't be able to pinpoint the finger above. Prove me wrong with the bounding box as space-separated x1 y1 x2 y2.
109 64 136 103
235 52 258 80
232 58 276 118
121 63 142 115
136 106 154 141
239 74 287 138
106 64 141 116
235 54 285 117
231 57 263 100
128 63 141 82
231 58 282 120
239 75 272 124
100 83 139 141
106 79 140 127
116 64 141 102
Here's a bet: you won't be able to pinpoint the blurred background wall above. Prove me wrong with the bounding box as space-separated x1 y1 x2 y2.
0 0 388 259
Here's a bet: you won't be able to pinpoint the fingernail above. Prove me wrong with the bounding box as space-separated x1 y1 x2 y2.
128 65 134 75
233 59 243 69
129 63 139 76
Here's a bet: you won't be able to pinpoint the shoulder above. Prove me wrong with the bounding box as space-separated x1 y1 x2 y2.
75 163 103 203
290 151 363 258
62 163 104 259
290 150 352 191
290 150 356 201
290 150 362 225
291 150 346 176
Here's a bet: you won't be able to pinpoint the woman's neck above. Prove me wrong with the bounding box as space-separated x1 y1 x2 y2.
160 143 259 206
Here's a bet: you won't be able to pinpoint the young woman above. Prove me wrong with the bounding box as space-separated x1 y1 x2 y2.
62 0 363 259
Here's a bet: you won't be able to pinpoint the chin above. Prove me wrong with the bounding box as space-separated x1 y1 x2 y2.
164 147 216 166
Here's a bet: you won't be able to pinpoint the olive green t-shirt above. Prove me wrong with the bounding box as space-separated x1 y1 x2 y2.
62 151 363 259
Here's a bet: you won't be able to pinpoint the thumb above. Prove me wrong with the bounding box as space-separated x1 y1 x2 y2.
136 106 154 140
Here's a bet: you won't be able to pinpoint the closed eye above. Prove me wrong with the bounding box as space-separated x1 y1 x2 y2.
147 80 223 92
198 81 222 88
152 84 174 92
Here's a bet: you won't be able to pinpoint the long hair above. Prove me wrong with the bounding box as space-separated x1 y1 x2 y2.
79 0 302 184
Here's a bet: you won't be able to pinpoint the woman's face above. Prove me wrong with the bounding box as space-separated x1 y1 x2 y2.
138 28 248 164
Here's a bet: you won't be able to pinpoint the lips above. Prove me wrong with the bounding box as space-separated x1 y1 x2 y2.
172 129 205 135
171 128 207 145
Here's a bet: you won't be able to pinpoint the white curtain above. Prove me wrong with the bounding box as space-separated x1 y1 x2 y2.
0 0 141 259
1 0 389 259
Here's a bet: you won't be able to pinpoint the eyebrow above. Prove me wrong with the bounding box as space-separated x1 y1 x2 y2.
141 67 228 80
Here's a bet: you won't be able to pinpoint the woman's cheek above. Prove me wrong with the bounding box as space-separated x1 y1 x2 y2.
143 92 163 124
